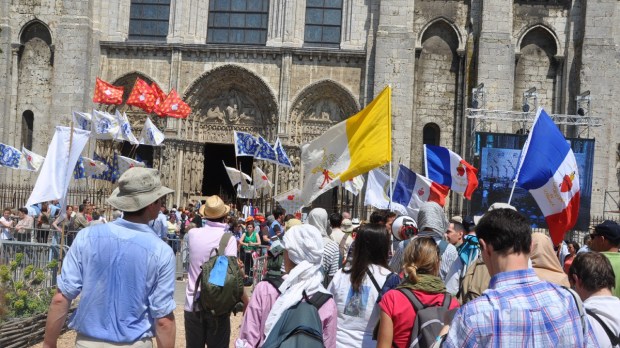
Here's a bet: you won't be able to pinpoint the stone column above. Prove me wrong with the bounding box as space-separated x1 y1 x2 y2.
372 0 416 167
476 0 514 111
277 52 292 136
577 0 620 215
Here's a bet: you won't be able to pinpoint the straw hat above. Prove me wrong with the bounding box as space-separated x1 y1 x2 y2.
341 219 354 233
107 168 173 212
199 195 230 219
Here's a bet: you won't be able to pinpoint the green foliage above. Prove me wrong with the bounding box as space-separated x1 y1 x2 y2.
0 252 57 320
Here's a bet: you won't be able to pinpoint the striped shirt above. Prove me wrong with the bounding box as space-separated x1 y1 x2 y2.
443 269 599 348
323 238 340 277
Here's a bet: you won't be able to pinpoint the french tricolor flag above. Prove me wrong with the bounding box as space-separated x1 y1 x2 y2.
392 164 450 218
424 145 479 199
515 109 580 245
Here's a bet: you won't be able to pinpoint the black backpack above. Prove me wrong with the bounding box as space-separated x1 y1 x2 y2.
261 291 332 348
398 288 452 348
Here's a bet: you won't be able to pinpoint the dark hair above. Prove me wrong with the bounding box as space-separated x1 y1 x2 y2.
475 208 531 255
205 215 226 223
3 207 11 213
345 223 390 292
78 204 85 213
569 252 616 292
18 207 28 214
283 214 296 222
369 210 389 225
569 241 580 252
273 207 285 219
92 212 100 220
452 222 465 233
329 213 343 228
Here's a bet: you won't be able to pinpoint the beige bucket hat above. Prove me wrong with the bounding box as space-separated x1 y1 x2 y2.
107 167 173 212
199 195 231 219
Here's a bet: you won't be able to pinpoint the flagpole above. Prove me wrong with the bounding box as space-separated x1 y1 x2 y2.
59 121 75 270
508 108 541 205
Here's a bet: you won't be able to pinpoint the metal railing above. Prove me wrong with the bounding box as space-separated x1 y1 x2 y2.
0 240 68 288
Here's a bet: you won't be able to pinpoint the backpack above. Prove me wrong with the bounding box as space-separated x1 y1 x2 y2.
399 288 452 348
193 233 244 316
261 291 333 348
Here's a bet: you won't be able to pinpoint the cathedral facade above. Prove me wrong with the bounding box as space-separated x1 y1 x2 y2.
0 0 618 217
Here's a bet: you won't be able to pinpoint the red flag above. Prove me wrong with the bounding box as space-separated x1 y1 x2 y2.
93 77 124 105
151 82 167 116
159 89 191 118
126 78 156 112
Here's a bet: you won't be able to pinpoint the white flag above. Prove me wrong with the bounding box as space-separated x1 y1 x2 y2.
26 126 91 209
252 165 273 194
364 169 392 210
223 162 252 187
114 111 139 145
237 178 256 199
82 156 108 177
93 110 121 140
139 117 165 146
342 175 364 196
19 147 45 172
72 111 92 131
117 155 146 175
274 188 304 214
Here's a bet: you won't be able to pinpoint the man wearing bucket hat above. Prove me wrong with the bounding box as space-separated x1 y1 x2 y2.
184 195 249 348
44 168 176 348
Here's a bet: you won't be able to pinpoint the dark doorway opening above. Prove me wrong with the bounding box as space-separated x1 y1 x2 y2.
119 141 154 167
203 143 253 203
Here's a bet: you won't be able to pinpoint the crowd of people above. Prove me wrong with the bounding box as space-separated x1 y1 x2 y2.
36 167 620 348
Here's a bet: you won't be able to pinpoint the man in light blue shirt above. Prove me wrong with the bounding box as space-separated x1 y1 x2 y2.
151 207 169 240
43 168 176 347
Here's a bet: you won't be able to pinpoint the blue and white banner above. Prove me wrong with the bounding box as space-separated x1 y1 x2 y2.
274 138 292 168
114 110 140 145
234 131 259 157
139 117 165 146
255 136 278 164
92 152 120 183
0 143 22 169
93 110 120 140
72 111 92 131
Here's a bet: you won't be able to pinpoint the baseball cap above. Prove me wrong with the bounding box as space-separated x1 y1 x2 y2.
594 220 620 244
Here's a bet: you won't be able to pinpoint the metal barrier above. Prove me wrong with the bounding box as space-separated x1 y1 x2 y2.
251 254 268 285
0 240 68 288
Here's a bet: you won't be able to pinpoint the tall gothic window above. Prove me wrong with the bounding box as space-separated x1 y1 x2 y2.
304 0 342 48
128 0 171 41
22 110 34 150
207 0 269 45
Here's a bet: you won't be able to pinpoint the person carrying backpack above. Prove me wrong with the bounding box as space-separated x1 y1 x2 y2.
184 195 249 348
236 224 337 348
377 237 459 348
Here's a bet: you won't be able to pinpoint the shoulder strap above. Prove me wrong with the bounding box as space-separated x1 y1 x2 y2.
366 268 382 293
309 291 333 310
438 240 449 257
441 293 452 310
397 288 425 312
562 286 588 338
585 308 620 345
264 276 284 294
218 233 233 256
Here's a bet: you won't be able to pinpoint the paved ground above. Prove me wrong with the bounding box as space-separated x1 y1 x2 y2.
30 279 246 347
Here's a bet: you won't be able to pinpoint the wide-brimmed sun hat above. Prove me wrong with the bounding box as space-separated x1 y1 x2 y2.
199 195 231 219
341 219 354 233
107 167 173 212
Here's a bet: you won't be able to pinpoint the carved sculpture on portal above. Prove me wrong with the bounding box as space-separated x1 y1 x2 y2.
201 89 261 125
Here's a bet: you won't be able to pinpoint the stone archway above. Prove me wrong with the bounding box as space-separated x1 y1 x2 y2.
288 80 359 146
183 65 279 143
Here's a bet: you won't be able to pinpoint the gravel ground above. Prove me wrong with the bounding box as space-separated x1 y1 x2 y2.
30 280 247 348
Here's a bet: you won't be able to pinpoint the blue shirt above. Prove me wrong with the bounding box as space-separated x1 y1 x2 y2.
151 212 168 239
269 220 282 239
443 268 598 348
57 219 176 343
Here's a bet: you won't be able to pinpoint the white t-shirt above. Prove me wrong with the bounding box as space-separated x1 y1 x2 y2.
327 264 391 348
0 216 13 240
584 295 620 348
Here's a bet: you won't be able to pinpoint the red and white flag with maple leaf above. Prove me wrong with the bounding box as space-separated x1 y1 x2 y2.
274 188 304 214
93 77 124 105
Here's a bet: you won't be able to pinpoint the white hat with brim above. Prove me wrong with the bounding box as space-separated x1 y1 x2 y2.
341 219 354 233
199 195 231 219
107 167 173 212
473 202 517 225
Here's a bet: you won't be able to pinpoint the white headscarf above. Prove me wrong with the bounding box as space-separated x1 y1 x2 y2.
307 207 332 240
264 224 330 338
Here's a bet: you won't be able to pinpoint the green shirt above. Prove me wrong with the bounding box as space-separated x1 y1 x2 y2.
242 231 259 252
602 252 620 298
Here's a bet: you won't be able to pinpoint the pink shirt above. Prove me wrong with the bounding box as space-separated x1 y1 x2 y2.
184 221 237 311
239 281 338 348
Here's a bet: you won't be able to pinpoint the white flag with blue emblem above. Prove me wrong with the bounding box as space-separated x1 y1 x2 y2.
0 143 23 169
255 136 278 164
234 131 259 157
72 111 92 131
274 138 292 168
114 110 139 145
93 110 120 140
139 117 165 146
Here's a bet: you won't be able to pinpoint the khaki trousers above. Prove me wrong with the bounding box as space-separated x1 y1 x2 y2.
75 334 153 348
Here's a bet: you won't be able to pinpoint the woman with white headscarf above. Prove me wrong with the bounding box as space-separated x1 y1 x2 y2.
236 224 337 348
307 208 341 287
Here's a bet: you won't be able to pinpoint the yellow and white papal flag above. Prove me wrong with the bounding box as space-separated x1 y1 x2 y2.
300 86 391 205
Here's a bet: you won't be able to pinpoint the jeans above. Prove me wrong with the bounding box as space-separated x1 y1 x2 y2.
184 310 231 348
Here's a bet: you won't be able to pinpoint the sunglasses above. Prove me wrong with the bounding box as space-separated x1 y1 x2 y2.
589 233 600 239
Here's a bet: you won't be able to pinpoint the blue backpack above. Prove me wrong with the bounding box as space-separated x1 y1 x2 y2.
261 291 332 348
